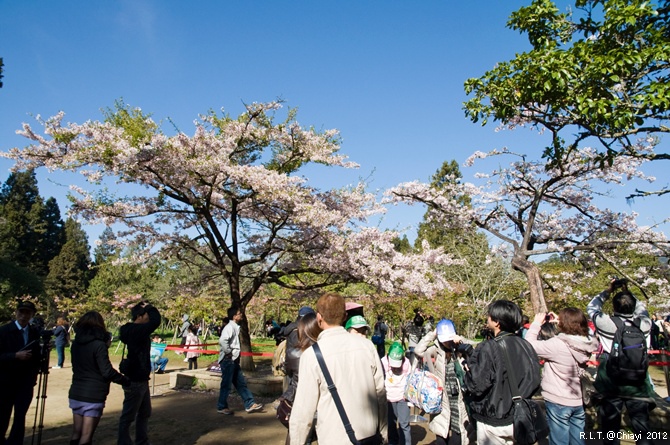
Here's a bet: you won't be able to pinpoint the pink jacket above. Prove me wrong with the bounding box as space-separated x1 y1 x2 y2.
526 322 599 407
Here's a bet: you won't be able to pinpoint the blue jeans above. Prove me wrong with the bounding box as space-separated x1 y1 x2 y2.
388 400 411 445
151 357 168 372
217 359 256 410
118 380 151 445
56 344 65 367
545 400 585 445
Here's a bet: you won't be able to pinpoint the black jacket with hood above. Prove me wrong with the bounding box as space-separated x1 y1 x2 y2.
69 326 129 403
464 332 541 426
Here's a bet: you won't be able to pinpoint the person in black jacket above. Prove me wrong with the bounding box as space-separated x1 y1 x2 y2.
464 299 541 444
117 301 161 445
0 300 41 445
69 311 129 445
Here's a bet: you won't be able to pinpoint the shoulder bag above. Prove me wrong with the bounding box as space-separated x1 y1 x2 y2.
497 337 549 445
312 343 381 445
119 342 129 375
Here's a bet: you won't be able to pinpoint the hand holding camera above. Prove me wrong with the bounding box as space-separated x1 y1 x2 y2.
605 276 628 298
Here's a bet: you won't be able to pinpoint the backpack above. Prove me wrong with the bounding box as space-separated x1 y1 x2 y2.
606 316 648 385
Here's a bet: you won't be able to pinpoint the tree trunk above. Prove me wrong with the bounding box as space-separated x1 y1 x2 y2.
239 315 256 372
511 256 547 313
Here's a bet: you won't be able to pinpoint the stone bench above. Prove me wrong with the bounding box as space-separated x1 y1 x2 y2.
169 369 284 396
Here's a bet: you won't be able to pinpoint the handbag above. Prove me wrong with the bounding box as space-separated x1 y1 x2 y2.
312 343 381 445
404 367 443 414
276 398 292 428
579 366 601 407
498 337 549 445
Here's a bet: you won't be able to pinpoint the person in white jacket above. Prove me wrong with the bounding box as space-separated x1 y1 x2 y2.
414 319 476 445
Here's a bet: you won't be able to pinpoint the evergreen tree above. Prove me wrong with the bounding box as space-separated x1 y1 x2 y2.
415 160 488 256
40 197 66 270
45 218 91 309
0 170 42 270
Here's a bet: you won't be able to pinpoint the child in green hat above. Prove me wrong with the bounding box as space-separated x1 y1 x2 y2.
381 341 411 445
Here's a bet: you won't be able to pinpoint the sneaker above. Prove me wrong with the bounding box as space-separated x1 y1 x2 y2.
217 408 234 415
245 403 263 413
52 366 61 369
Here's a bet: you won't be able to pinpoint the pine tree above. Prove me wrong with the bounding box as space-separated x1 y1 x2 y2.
45 218 91 308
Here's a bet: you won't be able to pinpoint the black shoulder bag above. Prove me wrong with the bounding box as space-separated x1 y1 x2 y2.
497 337 549 445
312 343 381 445
119 342 129 375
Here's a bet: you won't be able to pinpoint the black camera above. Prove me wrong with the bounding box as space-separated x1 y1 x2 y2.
612 276 628 289
456 343 474 358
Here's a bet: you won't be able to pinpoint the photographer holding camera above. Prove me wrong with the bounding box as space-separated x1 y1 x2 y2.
587 278 655 445
117 300 161 445
0 301 42 445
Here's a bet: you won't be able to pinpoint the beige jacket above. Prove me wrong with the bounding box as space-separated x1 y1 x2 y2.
289 326 388 445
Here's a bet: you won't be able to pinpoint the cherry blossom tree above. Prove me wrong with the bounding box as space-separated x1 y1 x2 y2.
387 143 670 313
3 101 453 369
464 0 670 197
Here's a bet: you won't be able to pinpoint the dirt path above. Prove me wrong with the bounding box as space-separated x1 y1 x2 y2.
23 358 437 445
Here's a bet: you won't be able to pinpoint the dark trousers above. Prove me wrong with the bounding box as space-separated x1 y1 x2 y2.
0 383 33 445
118 380 151 445
600 397 654 445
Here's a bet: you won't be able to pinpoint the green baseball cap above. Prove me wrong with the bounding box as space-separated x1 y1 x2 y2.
345 315 369 331
388 341 405 367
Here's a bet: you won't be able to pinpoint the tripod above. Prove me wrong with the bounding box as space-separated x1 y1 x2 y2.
31 334 52 445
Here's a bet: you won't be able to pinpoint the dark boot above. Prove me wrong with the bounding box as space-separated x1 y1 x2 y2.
70 440 79 445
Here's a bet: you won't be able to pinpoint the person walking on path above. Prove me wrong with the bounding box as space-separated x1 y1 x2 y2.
381 341 412 445
0 301 41 445
216 306 263 415
117 301 161 445
289 293 387 445
373 315 389 358
525 308 599 445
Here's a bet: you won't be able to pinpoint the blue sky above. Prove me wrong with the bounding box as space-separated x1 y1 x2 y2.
1 1 667 245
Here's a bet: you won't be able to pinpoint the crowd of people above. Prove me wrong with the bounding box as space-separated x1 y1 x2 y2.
0 277 665 444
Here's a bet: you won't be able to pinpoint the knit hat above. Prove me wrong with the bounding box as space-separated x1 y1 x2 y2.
436 319 457 343
387 341 405 367
345 315 369 331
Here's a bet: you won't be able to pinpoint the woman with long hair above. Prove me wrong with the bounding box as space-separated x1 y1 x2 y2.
68 311 129 445
280 311 321 445
526 308 599 445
